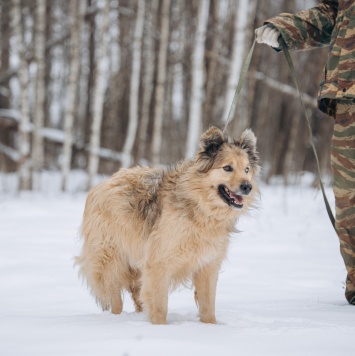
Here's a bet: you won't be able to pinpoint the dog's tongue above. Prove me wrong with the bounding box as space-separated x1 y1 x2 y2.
229 191 243 204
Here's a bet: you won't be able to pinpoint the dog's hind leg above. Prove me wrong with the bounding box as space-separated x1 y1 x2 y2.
88 269 123 314
128 268 143 312
193 262 220 324
130 286 143 312
83 251 125 314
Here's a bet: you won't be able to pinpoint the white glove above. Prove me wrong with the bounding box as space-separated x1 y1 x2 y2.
255 25 281 48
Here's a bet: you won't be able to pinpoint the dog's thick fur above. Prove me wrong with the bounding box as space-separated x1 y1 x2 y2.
76 127 259 324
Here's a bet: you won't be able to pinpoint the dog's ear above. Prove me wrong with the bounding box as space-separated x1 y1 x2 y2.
238 129 260 174
199 126 225 157
197 127 225 172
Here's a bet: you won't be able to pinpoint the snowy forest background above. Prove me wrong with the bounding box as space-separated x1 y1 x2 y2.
0 0 333 192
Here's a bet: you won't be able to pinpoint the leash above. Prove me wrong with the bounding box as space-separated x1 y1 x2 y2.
280 39 336 231
223 39 256 134
223 36 336 231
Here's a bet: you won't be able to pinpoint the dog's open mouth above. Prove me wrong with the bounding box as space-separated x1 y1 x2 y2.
218 185 243 209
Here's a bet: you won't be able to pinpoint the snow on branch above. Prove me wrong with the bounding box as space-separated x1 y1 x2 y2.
0 143 20 162
0 86 10 98
95 147 126 163
34 127 130 164
0 68 18 85
41 128 66 143
0 109 20 121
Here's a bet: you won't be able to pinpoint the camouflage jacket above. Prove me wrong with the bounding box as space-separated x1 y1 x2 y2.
265 0 355 115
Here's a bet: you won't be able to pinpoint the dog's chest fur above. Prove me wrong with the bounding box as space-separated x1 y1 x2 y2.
140 190 233 278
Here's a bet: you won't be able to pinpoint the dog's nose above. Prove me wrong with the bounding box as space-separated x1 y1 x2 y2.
240 182 252 195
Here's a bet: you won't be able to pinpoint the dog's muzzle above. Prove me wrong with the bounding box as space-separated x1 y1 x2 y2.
218 182 252 209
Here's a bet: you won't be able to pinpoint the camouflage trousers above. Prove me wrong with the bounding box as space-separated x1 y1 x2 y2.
331 101 355 304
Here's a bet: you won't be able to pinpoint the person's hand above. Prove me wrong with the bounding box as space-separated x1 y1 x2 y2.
255 25 281 48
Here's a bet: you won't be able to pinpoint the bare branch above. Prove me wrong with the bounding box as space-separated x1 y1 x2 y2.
252 71 317 107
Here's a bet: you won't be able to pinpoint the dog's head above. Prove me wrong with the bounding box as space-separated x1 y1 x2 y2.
195 126 260 211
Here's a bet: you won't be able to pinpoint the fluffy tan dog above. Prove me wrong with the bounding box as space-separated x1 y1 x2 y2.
76 126 259 324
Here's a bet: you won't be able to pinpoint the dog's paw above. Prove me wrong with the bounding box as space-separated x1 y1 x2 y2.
200 315 217 324
151 317 167 325
150 310 168 325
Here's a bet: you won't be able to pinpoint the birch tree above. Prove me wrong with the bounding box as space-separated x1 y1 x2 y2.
84 0 96 147
61 0 82 191
185 0 210 159
202 0 222 130
13 0 31 190
121 0 145 168
221 0 249 126
32 0 46 189
151 0 170 165
87 0 110 189
0 1 14 172
137 0 158 164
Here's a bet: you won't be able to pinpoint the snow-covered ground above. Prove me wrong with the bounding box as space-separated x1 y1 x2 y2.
0 175 354 356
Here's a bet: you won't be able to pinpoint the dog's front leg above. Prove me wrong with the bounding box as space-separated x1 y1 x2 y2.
140 263 169 325
193 262 220 324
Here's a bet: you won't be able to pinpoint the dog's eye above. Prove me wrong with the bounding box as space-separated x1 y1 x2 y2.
223 165 233 172
245 167 250 173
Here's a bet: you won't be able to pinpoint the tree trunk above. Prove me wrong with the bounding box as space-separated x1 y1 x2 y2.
61 0 82 191
32 0 46 189
242 0 257 132
84 0 96 151
222 0 249 127
151 0 170 165
121 0 145 168
185 0 210 159
13 0 31 190
137 0 158 164
202 0 222 131
0 1 15 173
87 0 111 189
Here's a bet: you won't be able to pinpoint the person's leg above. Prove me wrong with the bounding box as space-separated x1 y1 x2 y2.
332 102 355 304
